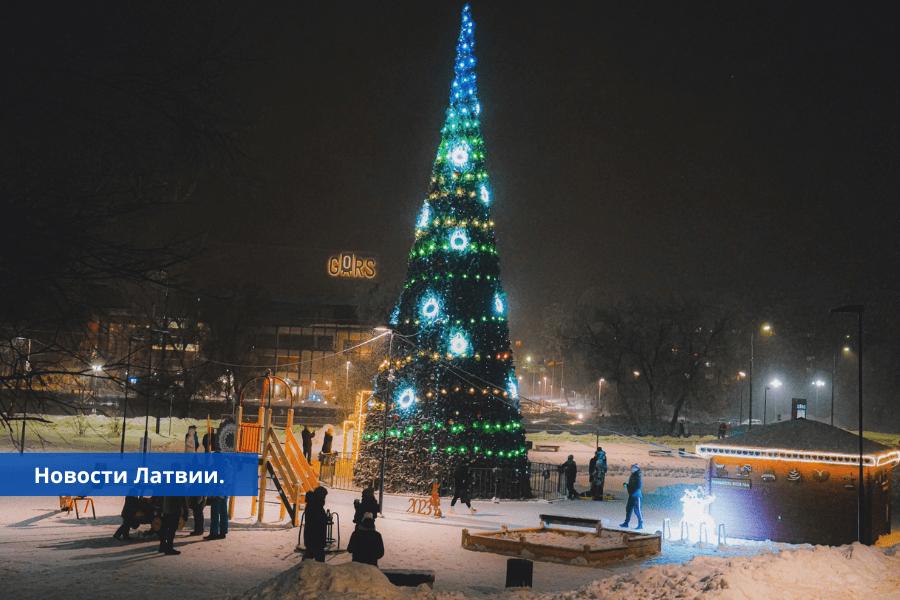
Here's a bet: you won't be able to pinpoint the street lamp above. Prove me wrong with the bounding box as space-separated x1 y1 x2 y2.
526 356 534 395
749 324 773 431
763 379 781 425
345 360 351 396
373 327 395 514
738 372 747 426
831 304 865 543
595 379 605 445
812 380 825 419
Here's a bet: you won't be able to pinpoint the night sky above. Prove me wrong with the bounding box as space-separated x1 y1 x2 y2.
185 1 899 344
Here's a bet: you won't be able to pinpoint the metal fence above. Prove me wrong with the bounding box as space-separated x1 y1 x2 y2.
316 453 359 491
527 462 567 501
317 456 566 501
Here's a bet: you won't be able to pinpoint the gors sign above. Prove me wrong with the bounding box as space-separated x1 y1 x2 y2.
328 253 376 279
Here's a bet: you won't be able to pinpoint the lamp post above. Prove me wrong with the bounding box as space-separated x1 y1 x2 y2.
831 304 864 544
763 379 781 425
749 324 772 431
831 354 836 426
345 360 351 397
595 378 605 445
374 327 394 515
526 356 534 395
812 380 825 420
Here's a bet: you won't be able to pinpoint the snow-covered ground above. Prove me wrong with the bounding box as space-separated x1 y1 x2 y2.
1 415 898 599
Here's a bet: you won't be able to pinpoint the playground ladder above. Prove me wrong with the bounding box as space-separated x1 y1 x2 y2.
252 424 319 525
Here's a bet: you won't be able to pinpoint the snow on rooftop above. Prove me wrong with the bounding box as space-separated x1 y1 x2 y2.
699 419 895 456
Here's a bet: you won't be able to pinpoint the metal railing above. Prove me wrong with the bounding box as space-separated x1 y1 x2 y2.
527 462 567 501
317 453 359 491
320 457 566 500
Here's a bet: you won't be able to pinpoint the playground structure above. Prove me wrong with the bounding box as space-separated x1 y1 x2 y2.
232 374 322 525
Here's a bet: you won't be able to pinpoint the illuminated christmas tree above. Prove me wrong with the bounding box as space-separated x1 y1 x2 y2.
355 5 527 496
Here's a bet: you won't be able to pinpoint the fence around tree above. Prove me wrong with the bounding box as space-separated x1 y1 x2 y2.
321 454 565 501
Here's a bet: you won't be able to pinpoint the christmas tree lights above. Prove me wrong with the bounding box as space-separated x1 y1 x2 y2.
355 5 527 496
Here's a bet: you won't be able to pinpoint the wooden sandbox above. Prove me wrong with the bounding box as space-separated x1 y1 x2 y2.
461 525 661 567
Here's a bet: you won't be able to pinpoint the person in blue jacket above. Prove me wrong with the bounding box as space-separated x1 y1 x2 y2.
619 463 643 530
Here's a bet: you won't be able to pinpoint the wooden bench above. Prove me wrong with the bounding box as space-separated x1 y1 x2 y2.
532 445 559 452
381 569 435 588
539 514 602 530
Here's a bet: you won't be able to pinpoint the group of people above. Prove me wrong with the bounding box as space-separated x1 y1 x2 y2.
560 448 643 530
559 447 608 500
301 485 384 567
300 425 334 463
113 494 230 555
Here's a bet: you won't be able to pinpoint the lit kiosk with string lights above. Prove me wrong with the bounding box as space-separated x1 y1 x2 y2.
695 418 899 545
353 6 527 497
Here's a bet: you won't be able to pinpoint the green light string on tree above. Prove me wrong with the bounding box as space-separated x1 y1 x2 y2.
354 4 526 496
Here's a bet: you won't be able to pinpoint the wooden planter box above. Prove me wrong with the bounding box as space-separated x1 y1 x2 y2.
461 525 661 567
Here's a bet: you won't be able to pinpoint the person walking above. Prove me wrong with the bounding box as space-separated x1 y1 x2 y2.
353 487 380 526
619 463 643 530
560 454 578 499
347 516 384 566
448 461 476 514
205 495 229 540
301 486 329 562
158 496 188 555
301 426 314 463
187 496 206 536
184 425 199 453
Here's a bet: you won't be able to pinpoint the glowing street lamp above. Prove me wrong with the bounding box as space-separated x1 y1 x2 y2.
763 379 781 425
749 323 774 431
830 304 865 543
812 380 825 419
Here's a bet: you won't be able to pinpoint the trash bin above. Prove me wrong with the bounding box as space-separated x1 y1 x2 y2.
505 558 533 588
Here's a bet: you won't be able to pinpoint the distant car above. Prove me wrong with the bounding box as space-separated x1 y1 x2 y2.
740 419 762 426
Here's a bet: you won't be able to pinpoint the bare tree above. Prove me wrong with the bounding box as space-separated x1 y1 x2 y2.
0 1 253 442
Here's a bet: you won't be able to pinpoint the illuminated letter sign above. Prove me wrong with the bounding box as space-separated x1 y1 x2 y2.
327 253 377 279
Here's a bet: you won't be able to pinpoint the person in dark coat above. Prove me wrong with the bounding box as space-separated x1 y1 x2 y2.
113 494 140 540
202 431 219 453
301 486 328 562
560 455 578 499
589 447 608 501
347 517 384 566
159 496 188 555
187 496 206 536
301 426 314 462
449 461 476 514
620 463 643 530
321 428 334 454
353 487 380 525
717 422 727 439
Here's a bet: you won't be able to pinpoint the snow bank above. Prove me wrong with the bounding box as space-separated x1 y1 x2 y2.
226 561 408 600
226 543 900 600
